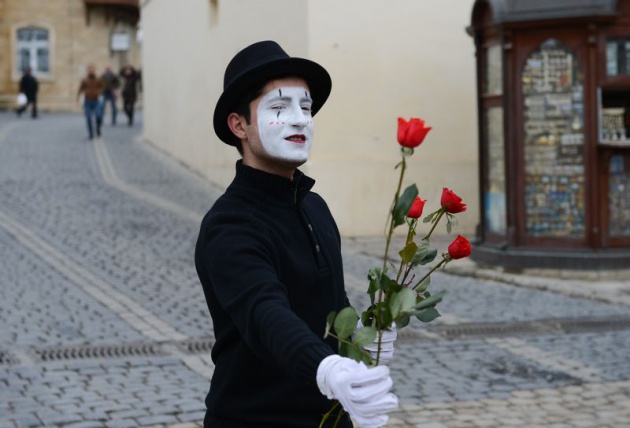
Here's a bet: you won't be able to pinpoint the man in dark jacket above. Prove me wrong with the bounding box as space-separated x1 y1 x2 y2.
101 66 120 125
194 41 398 428
16 67 38 119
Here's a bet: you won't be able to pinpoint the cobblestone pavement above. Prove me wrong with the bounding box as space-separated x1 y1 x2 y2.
0 112 629 428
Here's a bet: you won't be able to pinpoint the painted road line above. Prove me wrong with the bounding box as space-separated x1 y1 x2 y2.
0 209 189 342
94 137 202 223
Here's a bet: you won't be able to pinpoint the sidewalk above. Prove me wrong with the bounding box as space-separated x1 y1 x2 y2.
1 112 629 428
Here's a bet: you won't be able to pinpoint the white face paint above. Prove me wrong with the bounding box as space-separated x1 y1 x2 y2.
256 86 314 163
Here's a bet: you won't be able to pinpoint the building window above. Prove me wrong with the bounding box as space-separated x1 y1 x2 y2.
16 27 50 74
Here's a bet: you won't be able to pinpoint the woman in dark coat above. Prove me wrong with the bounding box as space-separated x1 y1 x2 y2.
119 65 141 126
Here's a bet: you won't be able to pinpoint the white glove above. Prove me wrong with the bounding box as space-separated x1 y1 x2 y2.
357 320 397 365
317 355 398 428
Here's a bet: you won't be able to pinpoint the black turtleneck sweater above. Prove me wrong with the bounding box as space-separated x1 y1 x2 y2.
195 161 352 427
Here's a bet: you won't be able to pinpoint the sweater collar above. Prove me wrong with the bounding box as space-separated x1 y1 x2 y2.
232 160 315 205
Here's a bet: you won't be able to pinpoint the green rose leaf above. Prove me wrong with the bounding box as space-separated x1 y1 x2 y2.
398 314 411 328
393 184 418 227
417 248 438 265
416 307 441 323
399 241 418 264
375 301 394 329
353 326 377 347
347 345 374 366
334 306 358 339
367 268 382 305
446 214 458 234
324 311 336 338
389 287 417 320
415 289 447 311
415 275 431 292
411 238 430 265
338 341 351 359
423 211 436 224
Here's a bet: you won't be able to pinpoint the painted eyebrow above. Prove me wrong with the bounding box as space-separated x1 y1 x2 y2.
267 89 313 103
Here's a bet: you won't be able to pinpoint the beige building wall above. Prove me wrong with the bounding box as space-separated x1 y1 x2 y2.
141 0 479 237
0 0 141 111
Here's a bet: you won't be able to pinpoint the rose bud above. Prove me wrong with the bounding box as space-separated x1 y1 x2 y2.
397 117 431 148
440 188 467 214
407 196 426 219
448 235 472 259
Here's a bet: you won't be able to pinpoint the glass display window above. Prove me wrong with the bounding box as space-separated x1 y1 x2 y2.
484 107 506 234
522 39 585 238
608 154 630 237
606 37 630 76
484 44 503 96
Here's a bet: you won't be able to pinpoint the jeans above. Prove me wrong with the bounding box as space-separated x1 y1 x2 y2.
102 91 117 124
84 99 103 139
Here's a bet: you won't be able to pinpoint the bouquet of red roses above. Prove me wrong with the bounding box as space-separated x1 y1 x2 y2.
320 117 471 426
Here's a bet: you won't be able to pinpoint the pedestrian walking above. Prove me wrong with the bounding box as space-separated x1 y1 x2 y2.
194 40 399 428
119 65 140 126
101 66 120 125
77 64 105 140
16 66 38 119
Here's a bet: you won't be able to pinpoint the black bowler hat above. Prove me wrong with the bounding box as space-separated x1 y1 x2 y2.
213 40 332 146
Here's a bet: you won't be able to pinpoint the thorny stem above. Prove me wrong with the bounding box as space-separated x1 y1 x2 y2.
425 209 445 241
376 152 407 365
381 155 407 275
411 256 450 291
395 219 417 284
318 401 341 428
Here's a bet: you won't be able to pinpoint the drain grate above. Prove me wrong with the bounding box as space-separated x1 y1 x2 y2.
559 317 630 334
8 316 630 364
179 337 215 355
426 316 630 340
35 343 166 362
430 322 550 340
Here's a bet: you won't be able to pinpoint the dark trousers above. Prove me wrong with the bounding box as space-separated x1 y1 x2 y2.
102 91 117 125
17 98 37 118
123 97 135 126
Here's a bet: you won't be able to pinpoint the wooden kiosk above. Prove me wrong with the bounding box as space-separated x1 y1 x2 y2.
468 0 630 269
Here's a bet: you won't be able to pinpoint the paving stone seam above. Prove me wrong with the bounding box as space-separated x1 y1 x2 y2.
0 208 189 343
94 137 202 223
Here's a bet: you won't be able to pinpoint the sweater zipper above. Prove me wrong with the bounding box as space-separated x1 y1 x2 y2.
292 173 324 262
292 171 302 205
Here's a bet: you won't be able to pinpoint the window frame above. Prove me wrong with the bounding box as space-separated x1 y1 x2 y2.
11 23 55 82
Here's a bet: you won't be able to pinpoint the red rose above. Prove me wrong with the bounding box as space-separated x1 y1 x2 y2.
448 235 472 259
407 196 426 219
397 117 431 148
440 188 467 214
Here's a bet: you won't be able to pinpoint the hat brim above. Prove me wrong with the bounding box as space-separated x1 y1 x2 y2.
213 57 332 146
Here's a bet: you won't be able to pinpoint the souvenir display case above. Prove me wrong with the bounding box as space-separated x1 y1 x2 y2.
468 0 630 269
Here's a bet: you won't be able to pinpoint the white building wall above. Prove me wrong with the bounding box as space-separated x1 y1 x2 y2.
141 0 478 237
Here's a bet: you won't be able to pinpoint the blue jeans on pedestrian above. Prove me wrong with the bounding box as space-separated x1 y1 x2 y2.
84 98 103 139
102 91 117 125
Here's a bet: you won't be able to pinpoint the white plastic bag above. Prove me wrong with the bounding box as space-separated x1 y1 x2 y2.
16 93 27 107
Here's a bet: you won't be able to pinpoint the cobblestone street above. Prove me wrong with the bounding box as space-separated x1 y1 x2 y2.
1 112 629 428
